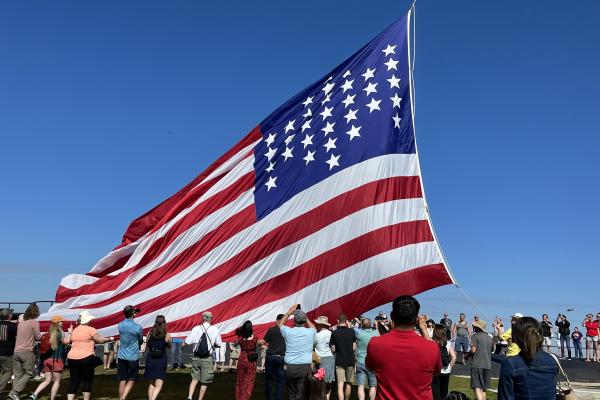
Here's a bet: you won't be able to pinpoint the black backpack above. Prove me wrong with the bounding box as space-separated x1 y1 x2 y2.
193 326 213 358
440 344 450 367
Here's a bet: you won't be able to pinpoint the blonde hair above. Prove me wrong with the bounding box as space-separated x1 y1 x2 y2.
49 321 63 351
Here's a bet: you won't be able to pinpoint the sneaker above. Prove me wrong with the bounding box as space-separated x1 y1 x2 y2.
29 395 37 400
8 393 20 400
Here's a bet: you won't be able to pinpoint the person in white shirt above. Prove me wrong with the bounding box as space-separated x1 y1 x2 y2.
313 316 334 399
184 311 222 400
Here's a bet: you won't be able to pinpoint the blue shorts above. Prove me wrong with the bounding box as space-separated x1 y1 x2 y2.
356 362 376 387
318 356 335 384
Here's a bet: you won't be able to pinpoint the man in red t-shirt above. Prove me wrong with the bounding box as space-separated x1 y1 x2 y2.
366 295 441 400
583 313 599 362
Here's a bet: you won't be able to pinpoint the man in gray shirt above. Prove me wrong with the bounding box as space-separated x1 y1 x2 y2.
469 320 492 400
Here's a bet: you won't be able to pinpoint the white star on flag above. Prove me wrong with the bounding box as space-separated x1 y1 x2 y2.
265 146 276 161
393 113 402 128
284 120 295 133
301 134 314 148
326 153 340 170
382 44 396 56
284 134 295 146
282 147 294 161
384 58 399 71
341 79 354 93
303 150 315 165
346 125 362 141
265 176 277 191
302 96 313 107
363 82 378 96
266 162 275 172
322 81 335 95
323 137 337 152
342 70 351 78
390 93 402 108
264 133 276 146
343 108 358 123
301 120 311 132
319 106 333 120
387 74 401 89
366 98 381 113
321 121 335 136
342 94 355 108
362 68 376 81
321 94 331 105
302 108 312 118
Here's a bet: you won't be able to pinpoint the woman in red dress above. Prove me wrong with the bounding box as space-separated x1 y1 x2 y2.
234 321 265 400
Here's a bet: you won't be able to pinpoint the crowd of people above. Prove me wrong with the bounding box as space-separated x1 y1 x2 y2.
0 301 599 400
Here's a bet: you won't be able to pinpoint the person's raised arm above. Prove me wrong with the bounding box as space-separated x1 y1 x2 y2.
278 304 298 328
306 319 316 331
63 324 74 344
417 315 430 340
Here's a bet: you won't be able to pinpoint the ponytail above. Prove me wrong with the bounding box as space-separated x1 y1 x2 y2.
512 317 543 361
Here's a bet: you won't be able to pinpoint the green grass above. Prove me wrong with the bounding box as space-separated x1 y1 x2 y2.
15 367 497 399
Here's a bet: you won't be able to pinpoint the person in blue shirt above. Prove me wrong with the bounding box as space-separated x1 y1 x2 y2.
117 305 143 400
498 317 558 400
277 304 316 400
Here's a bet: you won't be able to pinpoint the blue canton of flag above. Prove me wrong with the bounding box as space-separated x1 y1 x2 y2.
253 16 415 219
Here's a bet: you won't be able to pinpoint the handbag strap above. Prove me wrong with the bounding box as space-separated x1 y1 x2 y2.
550 353 573 389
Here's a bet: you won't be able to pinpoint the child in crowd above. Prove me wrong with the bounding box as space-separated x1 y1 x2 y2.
302 368 326 400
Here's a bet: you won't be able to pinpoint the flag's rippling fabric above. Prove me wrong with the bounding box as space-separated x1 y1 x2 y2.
42 10 453 339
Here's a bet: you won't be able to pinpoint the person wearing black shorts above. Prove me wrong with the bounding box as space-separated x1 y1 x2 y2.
117 306 143 400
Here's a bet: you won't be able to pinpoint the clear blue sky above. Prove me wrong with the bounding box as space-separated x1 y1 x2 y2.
1 1 598 324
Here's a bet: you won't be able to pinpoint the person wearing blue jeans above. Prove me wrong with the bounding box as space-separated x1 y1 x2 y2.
264 314 286 400
572 327 583 359
169 338 184 369
265 355 285 400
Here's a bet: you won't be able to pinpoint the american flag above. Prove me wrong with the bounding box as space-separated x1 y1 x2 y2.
42 10 454 339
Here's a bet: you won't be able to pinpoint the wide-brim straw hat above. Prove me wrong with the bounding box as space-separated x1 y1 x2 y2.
314 316 331 326
473 320 487 331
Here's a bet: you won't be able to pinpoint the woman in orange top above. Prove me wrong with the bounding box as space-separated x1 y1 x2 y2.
64 311 114 400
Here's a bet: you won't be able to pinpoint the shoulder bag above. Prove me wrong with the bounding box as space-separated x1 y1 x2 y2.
550 354 577 400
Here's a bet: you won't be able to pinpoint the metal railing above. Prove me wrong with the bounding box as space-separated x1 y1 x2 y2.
0 300 55 313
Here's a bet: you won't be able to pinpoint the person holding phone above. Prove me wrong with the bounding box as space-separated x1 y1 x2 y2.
278 304 317 400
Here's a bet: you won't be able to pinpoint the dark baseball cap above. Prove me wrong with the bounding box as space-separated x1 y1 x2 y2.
0 308 14 319
123 305 141 317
